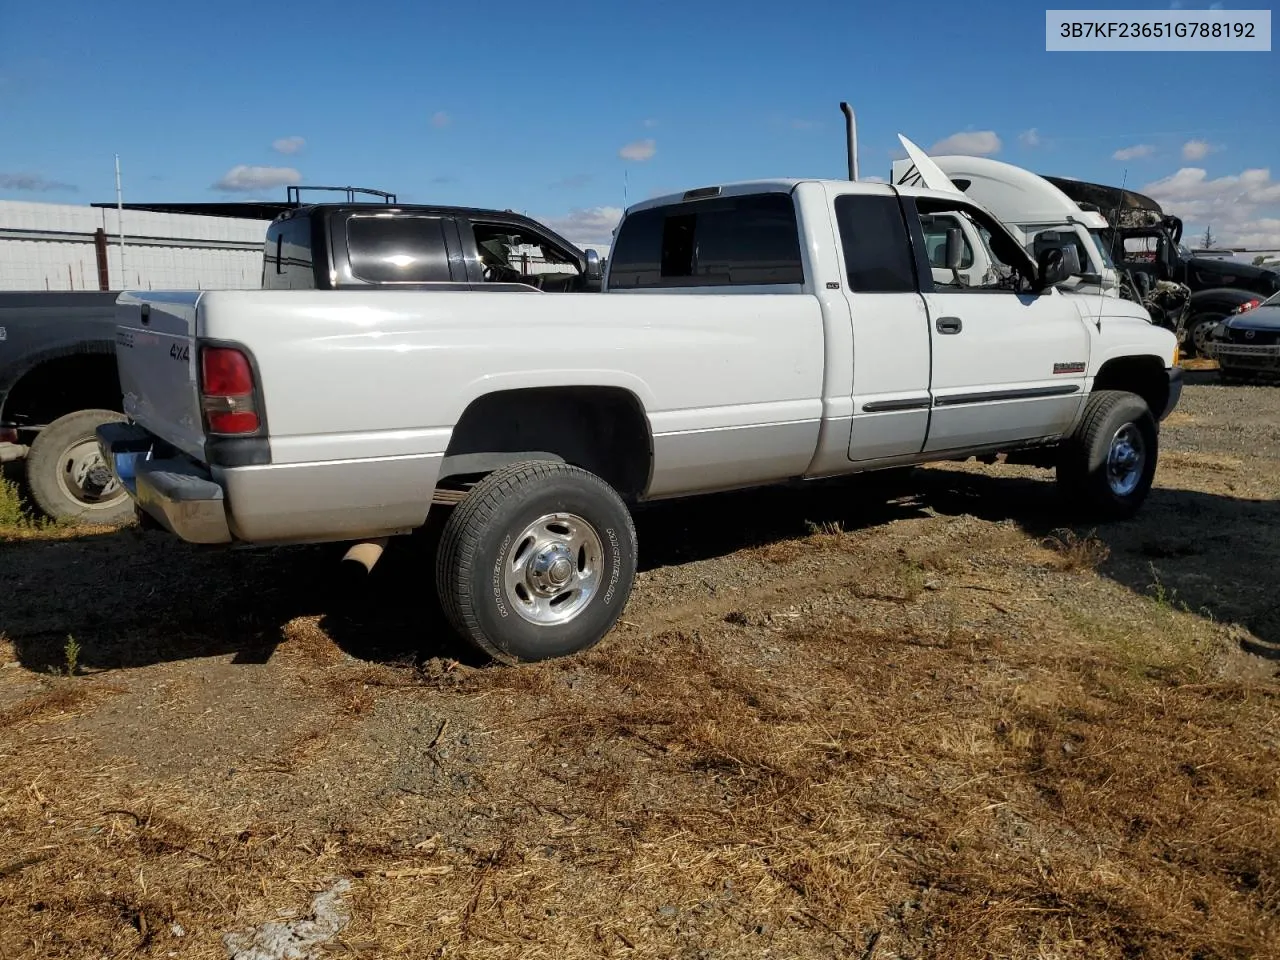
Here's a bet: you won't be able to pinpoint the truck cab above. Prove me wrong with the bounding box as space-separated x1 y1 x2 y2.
891 153 1121 298
262 203 603 293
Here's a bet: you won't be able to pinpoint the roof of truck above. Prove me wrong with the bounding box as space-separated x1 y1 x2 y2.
627 178 968 217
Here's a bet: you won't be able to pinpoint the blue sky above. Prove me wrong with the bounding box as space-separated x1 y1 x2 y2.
1 0 1276 248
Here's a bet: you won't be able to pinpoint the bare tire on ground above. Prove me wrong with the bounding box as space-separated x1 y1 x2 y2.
1056 390 1158 521
25 409 133 525
435 460 638 664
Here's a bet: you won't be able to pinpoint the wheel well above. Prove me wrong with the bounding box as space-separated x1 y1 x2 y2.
1094 357 1168 418
441 387 652 498
1 353 122 430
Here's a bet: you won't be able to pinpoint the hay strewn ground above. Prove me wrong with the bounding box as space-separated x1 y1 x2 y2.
1 378 1277 959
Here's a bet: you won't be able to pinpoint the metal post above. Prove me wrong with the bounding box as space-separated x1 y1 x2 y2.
114 154 126 288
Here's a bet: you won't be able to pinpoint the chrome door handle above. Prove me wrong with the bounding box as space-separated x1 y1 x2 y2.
936 316 962 334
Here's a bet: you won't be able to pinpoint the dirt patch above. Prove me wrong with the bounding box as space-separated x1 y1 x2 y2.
1 382 1278 959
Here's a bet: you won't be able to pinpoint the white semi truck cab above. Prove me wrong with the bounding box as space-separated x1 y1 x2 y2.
892 151 1121 298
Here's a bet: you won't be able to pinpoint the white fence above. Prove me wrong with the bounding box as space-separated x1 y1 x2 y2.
0 201 268 291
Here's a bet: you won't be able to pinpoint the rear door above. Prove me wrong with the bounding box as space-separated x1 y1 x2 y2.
901 197 1089 453
828 189 933 461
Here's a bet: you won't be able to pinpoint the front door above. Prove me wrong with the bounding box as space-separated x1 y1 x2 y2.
904 197 1090 454
829 189 933 461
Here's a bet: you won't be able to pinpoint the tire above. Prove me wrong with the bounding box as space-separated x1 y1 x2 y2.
1056 391 1158 521
435 460 638 664
25 409 134 525
1184 312 1225 358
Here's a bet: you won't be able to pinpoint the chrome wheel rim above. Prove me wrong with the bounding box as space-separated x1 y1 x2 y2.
1106 423 1146 497
57 437 123 508
503 513 603 626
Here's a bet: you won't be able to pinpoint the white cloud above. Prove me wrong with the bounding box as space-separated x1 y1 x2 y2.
1019 128 1041 148
1181 139 1218 161
0 172 77 192
861 175 889 183
1113 144 1154 161
643 118 658 128
213 164 300 192
791 119 817 131
272 136 305 155
928 131 1001 156
431 111 451 128
618 139 656 162
543 206 624 246
1143 166 1280 247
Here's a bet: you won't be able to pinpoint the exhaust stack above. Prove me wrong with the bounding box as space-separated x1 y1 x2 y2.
840 102 858 181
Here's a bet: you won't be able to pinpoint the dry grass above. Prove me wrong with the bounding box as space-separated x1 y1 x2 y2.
1 384 1279 958
1041 528 1112 571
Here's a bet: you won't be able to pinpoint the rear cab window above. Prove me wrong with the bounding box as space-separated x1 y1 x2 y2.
607 192 804 290
344 215 452 284
263 215 315 289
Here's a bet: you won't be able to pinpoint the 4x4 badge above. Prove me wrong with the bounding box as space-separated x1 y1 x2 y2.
1053 361 1086 374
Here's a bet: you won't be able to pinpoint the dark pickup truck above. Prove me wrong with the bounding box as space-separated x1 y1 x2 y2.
1 201 602 523
263 202 602 292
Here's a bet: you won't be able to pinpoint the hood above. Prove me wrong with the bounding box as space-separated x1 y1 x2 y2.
1222 303 1280 331
1185 256 1280 292
1042 176 1164 225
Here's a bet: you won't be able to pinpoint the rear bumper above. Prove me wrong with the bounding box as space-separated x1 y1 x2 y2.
96 422 232 544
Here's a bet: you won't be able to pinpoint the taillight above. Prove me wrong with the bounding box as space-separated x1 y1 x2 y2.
1237 299 1261 314
199 346 260 434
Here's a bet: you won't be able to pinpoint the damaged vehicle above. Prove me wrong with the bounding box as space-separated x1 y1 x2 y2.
1206 291 1280 382
1044 177 1280 356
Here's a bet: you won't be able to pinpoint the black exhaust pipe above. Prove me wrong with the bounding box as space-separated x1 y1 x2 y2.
840 102 858 181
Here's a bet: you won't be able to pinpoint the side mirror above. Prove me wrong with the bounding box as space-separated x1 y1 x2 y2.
944 228 965 271
1036 243 1082 289
582 249 603 291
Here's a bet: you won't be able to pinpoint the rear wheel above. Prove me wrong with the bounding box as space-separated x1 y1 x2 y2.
25 409 133 525
1185 312 1225 358
435 460 638 664
1056 391 1158 520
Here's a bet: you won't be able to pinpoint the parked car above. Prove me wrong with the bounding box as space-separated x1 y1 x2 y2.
1207 291 1280 381
262 202 601 293
0 291 137 523
98 163 1181 664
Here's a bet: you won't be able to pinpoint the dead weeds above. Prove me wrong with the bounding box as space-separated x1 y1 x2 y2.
1 384 1278 958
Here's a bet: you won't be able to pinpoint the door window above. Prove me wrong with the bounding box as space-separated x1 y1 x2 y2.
911 199 1032 293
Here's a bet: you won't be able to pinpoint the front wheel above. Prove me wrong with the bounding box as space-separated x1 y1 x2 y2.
25 409 134 525
435 460 638 664
1056 391 1158 521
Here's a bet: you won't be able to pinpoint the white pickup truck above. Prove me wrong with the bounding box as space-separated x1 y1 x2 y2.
98 169 1182 663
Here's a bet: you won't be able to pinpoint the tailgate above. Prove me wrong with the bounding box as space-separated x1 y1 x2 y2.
115 292 206 461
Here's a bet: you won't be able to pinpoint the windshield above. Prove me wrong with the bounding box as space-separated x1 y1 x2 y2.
1088 229 1115 270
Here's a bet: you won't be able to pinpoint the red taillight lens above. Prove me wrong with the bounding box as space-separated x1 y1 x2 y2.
206 409 260 433
199 346 260 435
201 347 254 395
